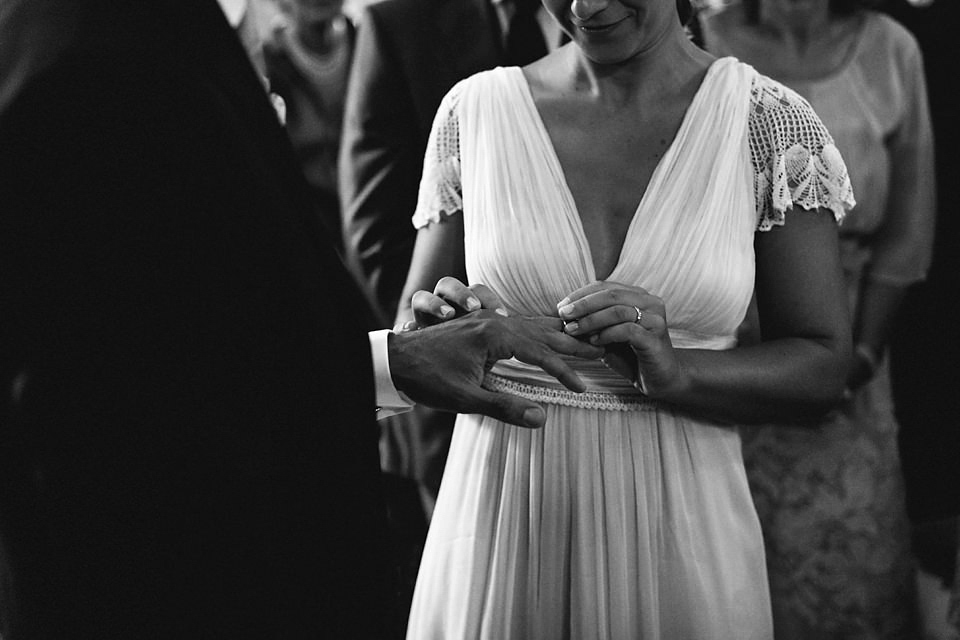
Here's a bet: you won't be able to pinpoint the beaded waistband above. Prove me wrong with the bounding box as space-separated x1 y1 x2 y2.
482 371 657 411
480 331 736 412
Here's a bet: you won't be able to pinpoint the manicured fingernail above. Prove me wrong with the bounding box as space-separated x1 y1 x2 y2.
440 305 454 317
522 407 545 428
563 321 579 334
558 304 574 318
495 307 508 316
557 297 570 309
466 296 481 311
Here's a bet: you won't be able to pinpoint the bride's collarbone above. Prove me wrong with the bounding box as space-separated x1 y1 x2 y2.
533 92 694 276
545 95 689 180
550 112 681 213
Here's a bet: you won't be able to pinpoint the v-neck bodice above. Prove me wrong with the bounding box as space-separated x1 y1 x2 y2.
453 57 758 347
514 62 713 282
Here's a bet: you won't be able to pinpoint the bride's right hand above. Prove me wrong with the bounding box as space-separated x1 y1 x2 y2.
557 280 686 398
397 276 507 332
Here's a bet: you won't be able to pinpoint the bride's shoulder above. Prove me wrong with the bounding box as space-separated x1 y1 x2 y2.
440 66 519 108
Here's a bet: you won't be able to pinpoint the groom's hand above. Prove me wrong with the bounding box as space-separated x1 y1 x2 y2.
388 311 603 428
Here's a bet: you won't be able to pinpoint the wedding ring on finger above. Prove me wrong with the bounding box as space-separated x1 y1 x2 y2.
632 305 643 326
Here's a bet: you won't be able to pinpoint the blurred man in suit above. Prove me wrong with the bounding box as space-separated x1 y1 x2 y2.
340 0 562 325
0 0 597 637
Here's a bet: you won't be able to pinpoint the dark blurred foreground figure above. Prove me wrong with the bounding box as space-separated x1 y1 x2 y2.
701 0 936 636
0 0 602 637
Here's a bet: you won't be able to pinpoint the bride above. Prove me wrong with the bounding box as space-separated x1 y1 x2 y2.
397 0 855 636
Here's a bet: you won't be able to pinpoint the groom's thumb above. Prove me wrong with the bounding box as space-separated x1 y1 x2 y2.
475 390 547 429
519 405 547 429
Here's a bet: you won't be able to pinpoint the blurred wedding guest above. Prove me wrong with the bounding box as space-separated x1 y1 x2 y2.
0 0 602 636
340 0 565 327
264 0 355 245
700 0 936 637
338 0 565 575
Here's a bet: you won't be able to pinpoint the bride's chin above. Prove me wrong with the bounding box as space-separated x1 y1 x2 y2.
572 38 627 61
576 44 646 67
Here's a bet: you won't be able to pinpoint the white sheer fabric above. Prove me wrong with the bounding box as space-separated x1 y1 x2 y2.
406 58 853 639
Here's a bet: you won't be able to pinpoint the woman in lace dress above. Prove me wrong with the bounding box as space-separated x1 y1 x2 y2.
397 0 855 636
700 1 936 637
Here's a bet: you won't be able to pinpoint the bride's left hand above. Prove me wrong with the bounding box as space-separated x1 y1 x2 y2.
557 281 684 397
396 277 507 332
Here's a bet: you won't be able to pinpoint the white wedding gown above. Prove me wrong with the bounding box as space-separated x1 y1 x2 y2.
405 57 854 639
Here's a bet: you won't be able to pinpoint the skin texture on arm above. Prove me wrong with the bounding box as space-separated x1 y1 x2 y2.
847 281 907 389
387 311 603 428
394 212 467 327
691 206 851 421
561 207 852 424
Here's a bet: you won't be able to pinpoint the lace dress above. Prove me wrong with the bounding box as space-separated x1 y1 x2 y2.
702 12 936 638
405 57 854 639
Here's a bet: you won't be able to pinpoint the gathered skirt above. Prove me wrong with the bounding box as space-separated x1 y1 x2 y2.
406 397 774 639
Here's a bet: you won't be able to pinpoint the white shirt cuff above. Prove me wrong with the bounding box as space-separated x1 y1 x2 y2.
369 329 415 419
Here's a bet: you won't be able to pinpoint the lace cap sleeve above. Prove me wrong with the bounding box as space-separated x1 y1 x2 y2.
411 82 464 229
749 76 856 231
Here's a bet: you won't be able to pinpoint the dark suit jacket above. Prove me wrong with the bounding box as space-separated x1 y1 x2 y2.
338 0 503 325
0 0 390 637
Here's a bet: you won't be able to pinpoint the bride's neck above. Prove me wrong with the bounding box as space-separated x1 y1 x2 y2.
571 29 710 108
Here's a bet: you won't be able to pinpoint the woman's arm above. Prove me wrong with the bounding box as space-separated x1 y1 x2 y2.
561 207 851 424
394 213 468 327
670 207 850 422
846 281 907 391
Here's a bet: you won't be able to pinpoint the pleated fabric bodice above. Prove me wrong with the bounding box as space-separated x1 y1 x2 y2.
462 60 756 343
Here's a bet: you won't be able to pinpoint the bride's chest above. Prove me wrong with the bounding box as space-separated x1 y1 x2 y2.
542 111 687 279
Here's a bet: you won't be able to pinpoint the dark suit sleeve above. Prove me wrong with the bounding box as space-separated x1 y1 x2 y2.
339 5 425 325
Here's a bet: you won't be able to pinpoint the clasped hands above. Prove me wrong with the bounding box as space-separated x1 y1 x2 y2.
389 278 684 429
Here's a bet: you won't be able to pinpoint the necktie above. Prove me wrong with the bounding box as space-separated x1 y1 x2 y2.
504 0 548 66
